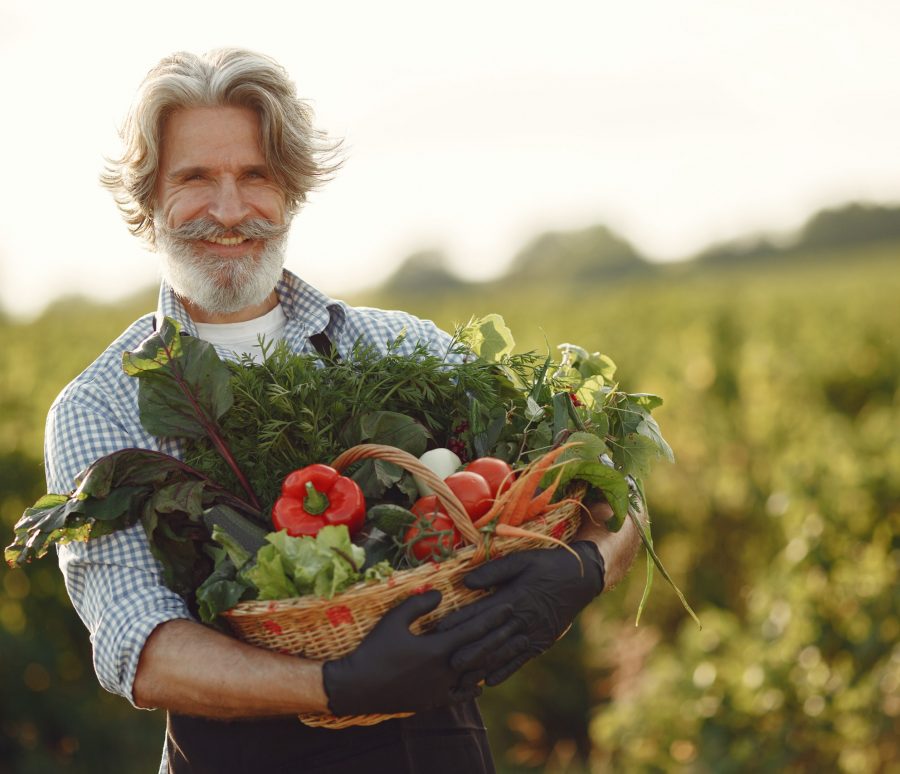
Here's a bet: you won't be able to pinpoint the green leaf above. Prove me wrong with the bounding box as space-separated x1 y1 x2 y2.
554 459 630 529
579 352 617 381
636 415 675 464
122 317 234 439
247 526 366 601
195 548 255 623
559 431 609 462
631 393 664 410
575 376 607 410
150 480 207 517
245 545 299 600
525 396 545 421
613 433 659 480
359 411 430 456
363 560 394 582
29 493 69 510
466 314 515 362
81 485 148 521
628 506 701 628
552 392 572 442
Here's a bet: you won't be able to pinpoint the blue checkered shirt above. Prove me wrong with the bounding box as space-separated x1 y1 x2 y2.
48 270 455 712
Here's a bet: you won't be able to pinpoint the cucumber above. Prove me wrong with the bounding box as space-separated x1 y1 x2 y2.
367 503 416 537
202 504 268 560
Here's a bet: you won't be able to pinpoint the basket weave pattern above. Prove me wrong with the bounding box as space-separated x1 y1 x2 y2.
223 444 584 728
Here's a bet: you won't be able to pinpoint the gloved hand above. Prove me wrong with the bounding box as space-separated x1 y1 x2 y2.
436 541 605 686
323 589 527 716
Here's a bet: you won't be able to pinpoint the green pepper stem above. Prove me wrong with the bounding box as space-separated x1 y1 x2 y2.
303 481 331 515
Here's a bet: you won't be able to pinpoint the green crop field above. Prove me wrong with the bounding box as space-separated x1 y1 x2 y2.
1 243 898 773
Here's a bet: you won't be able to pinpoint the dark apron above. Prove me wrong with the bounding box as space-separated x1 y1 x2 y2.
165 701 495 774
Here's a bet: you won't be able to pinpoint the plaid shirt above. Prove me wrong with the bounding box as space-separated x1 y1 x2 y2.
48 270 454 711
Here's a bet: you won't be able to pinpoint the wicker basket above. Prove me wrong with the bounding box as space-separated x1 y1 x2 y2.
224 444 584 729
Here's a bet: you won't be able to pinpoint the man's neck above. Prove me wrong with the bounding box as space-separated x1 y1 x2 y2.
182 290 280 324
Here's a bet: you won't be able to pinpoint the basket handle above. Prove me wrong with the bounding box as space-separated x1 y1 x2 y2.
330 444 482 546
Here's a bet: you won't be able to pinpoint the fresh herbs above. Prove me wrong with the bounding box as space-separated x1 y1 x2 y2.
181 334 505 512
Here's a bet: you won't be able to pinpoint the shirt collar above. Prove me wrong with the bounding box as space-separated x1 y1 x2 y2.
154 269 345 343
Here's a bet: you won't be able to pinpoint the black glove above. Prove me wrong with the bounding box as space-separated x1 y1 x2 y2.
323 589 527 716
436 541 605 686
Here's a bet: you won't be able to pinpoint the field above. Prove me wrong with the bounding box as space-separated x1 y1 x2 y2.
1 243 898 772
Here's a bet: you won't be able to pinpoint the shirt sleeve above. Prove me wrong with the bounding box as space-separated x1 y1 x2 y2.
46 395 193 707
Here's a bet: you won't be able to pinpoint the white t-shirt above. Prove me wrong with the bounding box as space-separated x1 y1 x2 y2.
192 303 287 363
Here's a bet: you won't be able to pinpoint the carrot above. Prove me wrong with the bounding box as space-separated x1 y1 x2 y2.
492 523 582 567
472 443 579 529
520 476 563 524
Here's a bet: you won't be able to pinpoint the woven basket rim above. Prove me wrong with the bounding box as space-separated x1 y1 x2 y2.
329 443 482 545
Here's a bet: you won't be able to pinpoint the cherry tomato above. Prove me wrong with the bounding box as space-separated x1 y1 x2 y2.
443 471 493 521
404 496 460 561
464 457 515 499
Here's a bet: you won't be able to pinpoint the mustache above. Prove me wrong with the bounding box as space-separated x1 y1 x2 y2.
163 217 289 242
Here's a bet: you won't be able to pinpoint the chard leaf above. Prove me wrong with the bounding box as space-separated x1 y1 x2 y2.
123 318 234 439
150 480 207 517
81 485 148 521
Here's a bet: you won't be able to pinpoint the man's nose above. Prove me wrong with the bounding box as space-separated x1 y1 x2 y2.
207 178 251 228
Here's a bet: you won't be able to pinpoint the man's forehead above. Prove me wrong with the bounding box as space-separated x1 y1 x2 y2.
160 105 266 169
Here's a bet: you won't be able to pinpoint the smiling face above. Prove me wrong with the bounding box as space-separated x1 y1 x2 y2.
155 105 291 322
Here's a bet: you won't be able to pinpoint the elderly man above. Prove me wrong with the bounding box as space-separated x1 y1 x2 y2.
48 49 642 773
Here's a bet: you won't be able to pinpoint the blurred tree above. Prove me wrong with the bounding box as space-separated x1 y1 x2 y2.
379 249 469 294
799 202 900 250
508 224 651 283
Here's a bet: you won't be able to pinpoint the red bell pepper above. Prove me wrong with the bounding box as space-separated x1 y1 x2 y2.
271 464 366 537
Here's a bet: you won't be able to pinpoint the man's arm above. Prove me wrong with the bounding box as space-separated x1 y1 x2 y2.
574 499 644 589
133 619 329 717
134 590 527 718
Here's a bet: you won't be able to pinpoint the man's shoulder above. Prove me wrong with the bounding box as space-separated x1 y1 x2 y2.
52 312 156 410
335 302 454 356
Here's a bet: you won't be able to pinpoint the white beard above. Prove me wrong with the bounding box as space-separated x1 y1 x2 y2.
156 219 290 316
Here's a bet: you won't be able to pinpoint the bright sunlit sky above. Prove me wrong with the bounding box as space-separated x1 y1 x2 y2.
2 0 899 318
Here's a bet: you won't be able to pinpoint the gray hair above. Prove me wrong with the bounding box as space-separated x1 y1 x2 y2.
101 48 343 245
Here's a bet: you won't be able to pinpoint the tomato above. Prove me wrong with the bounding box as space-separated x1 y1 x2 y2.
464 457 515 499
443 471 493 521
404 496 460 562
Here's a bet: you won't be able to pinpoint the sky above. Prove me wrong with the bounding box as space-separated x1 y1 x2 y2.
1 0 899 318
